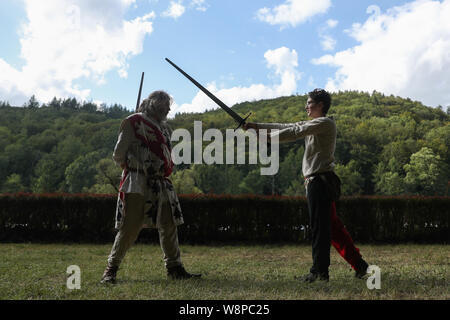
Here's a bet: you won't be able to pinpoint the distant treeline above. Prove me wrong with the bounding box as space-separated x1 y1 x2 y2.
0 90 449 196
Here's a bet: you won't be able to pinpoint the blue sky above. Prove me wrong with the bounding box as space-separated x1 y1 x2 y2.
1 0 449 116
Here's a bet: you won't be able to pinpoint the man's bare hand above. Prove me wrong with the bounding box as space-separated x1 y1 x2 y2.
243 122 258 131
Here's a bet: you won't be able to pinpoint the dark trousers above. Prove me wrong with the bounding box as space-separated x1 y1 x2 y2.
307 177 332 275
307 176 364 275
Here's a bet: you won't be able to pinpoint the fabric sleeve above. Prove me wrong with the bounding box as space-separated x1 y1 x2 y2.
270 118 332 143
254 122 302 130
112 119 134 166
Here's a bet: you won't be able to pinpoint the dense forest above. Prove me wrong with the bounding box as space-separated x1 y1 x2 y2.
0 91 449 196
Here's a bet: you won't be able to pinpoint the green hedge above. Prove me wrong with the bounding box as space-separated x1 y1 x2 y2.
0 193 116 243
0 193 448 243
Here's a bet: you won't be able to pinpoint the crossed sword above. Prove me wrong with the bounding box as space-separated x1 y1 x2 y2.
165 58 251 130
135 59 251 129
126 60 251 189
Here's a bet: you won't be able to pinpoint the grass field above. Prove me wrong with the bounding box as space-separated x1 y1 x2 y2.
0 243 448 300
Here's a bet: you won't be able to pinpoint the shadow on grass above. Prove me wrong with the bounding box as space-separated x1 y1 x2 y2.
93 270 449 300
101 274 348 300
377 272 448 290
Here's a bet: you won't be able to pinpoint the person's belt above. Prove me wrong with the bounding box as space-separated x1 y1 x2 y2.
304 171 333 186
305 171 333 179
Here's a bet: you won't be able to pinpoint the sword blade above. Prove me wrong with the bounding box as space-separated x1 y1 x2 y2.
135 72 145 112
165 58 245 125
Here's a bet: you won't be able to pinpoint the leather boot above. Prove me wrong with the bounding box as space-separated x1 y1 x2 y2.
355 259 369 279
167 265 201 280
101 265 119 284
296 272 329 283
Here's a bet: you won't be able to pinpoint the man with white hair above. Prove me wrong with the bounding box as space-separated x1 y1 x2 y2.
101 90 201 284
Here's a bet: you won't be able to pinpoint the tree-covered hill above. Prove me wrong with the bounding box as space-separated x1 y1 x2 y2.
0 91 449 196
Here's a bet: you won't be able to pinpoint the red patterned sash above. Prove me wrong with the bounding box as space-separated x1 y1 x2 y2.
127 114 173 177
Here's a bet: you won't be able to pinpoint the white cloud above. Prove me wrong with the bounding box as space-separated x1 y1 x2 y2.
264 46 300 95
0 0 154 105
256 0 332 29
169 47 300 117
190 0 208 12
320 35 336 51
307 76 317 88
162 1 186 19
161 0 208 19
326 19 338 29
318 19 338 51
312 0 450 107
0 59 28 104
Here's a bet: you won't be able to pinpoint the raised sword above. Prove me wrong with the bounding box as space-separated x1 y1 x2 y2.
165 58 251 129
135 72 145 112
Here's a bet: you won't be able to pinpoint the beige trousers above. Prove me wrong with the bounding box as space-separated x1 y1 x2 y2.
107 192 182 269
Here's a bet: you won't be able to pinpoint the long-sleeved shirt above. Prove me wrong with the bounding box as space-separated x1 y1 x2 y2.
256 117 336 178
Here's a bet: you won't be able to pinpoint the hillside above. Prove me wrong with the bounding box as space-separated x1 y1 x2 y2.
0 91 449 196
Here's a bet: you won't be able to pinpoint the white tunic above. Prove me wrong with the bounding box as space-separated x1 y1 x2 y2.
112 112 183 229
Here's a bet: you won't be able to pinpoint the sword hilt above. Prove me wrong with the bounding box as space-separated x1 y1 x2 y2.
235 112 251 131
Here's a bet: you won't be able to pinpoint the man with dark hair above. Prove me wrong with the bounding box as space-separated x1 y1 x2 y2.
101 90 201 284
244 88 369 283
308 88 331 115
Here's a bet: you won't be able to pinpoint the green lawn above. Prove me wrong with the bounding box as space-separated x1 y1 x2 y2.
0 243 448 300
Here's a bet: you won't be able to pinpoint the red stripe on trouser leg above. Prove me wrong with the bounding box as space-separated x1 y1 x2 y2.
330 202 362 270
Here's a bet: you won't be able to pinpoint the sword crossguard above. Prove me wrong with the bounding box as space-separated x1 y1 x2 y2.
235 112 252 131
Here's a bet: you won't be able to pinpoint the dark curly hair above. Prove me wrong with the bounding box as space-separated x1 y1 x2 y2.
308 88 331 115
